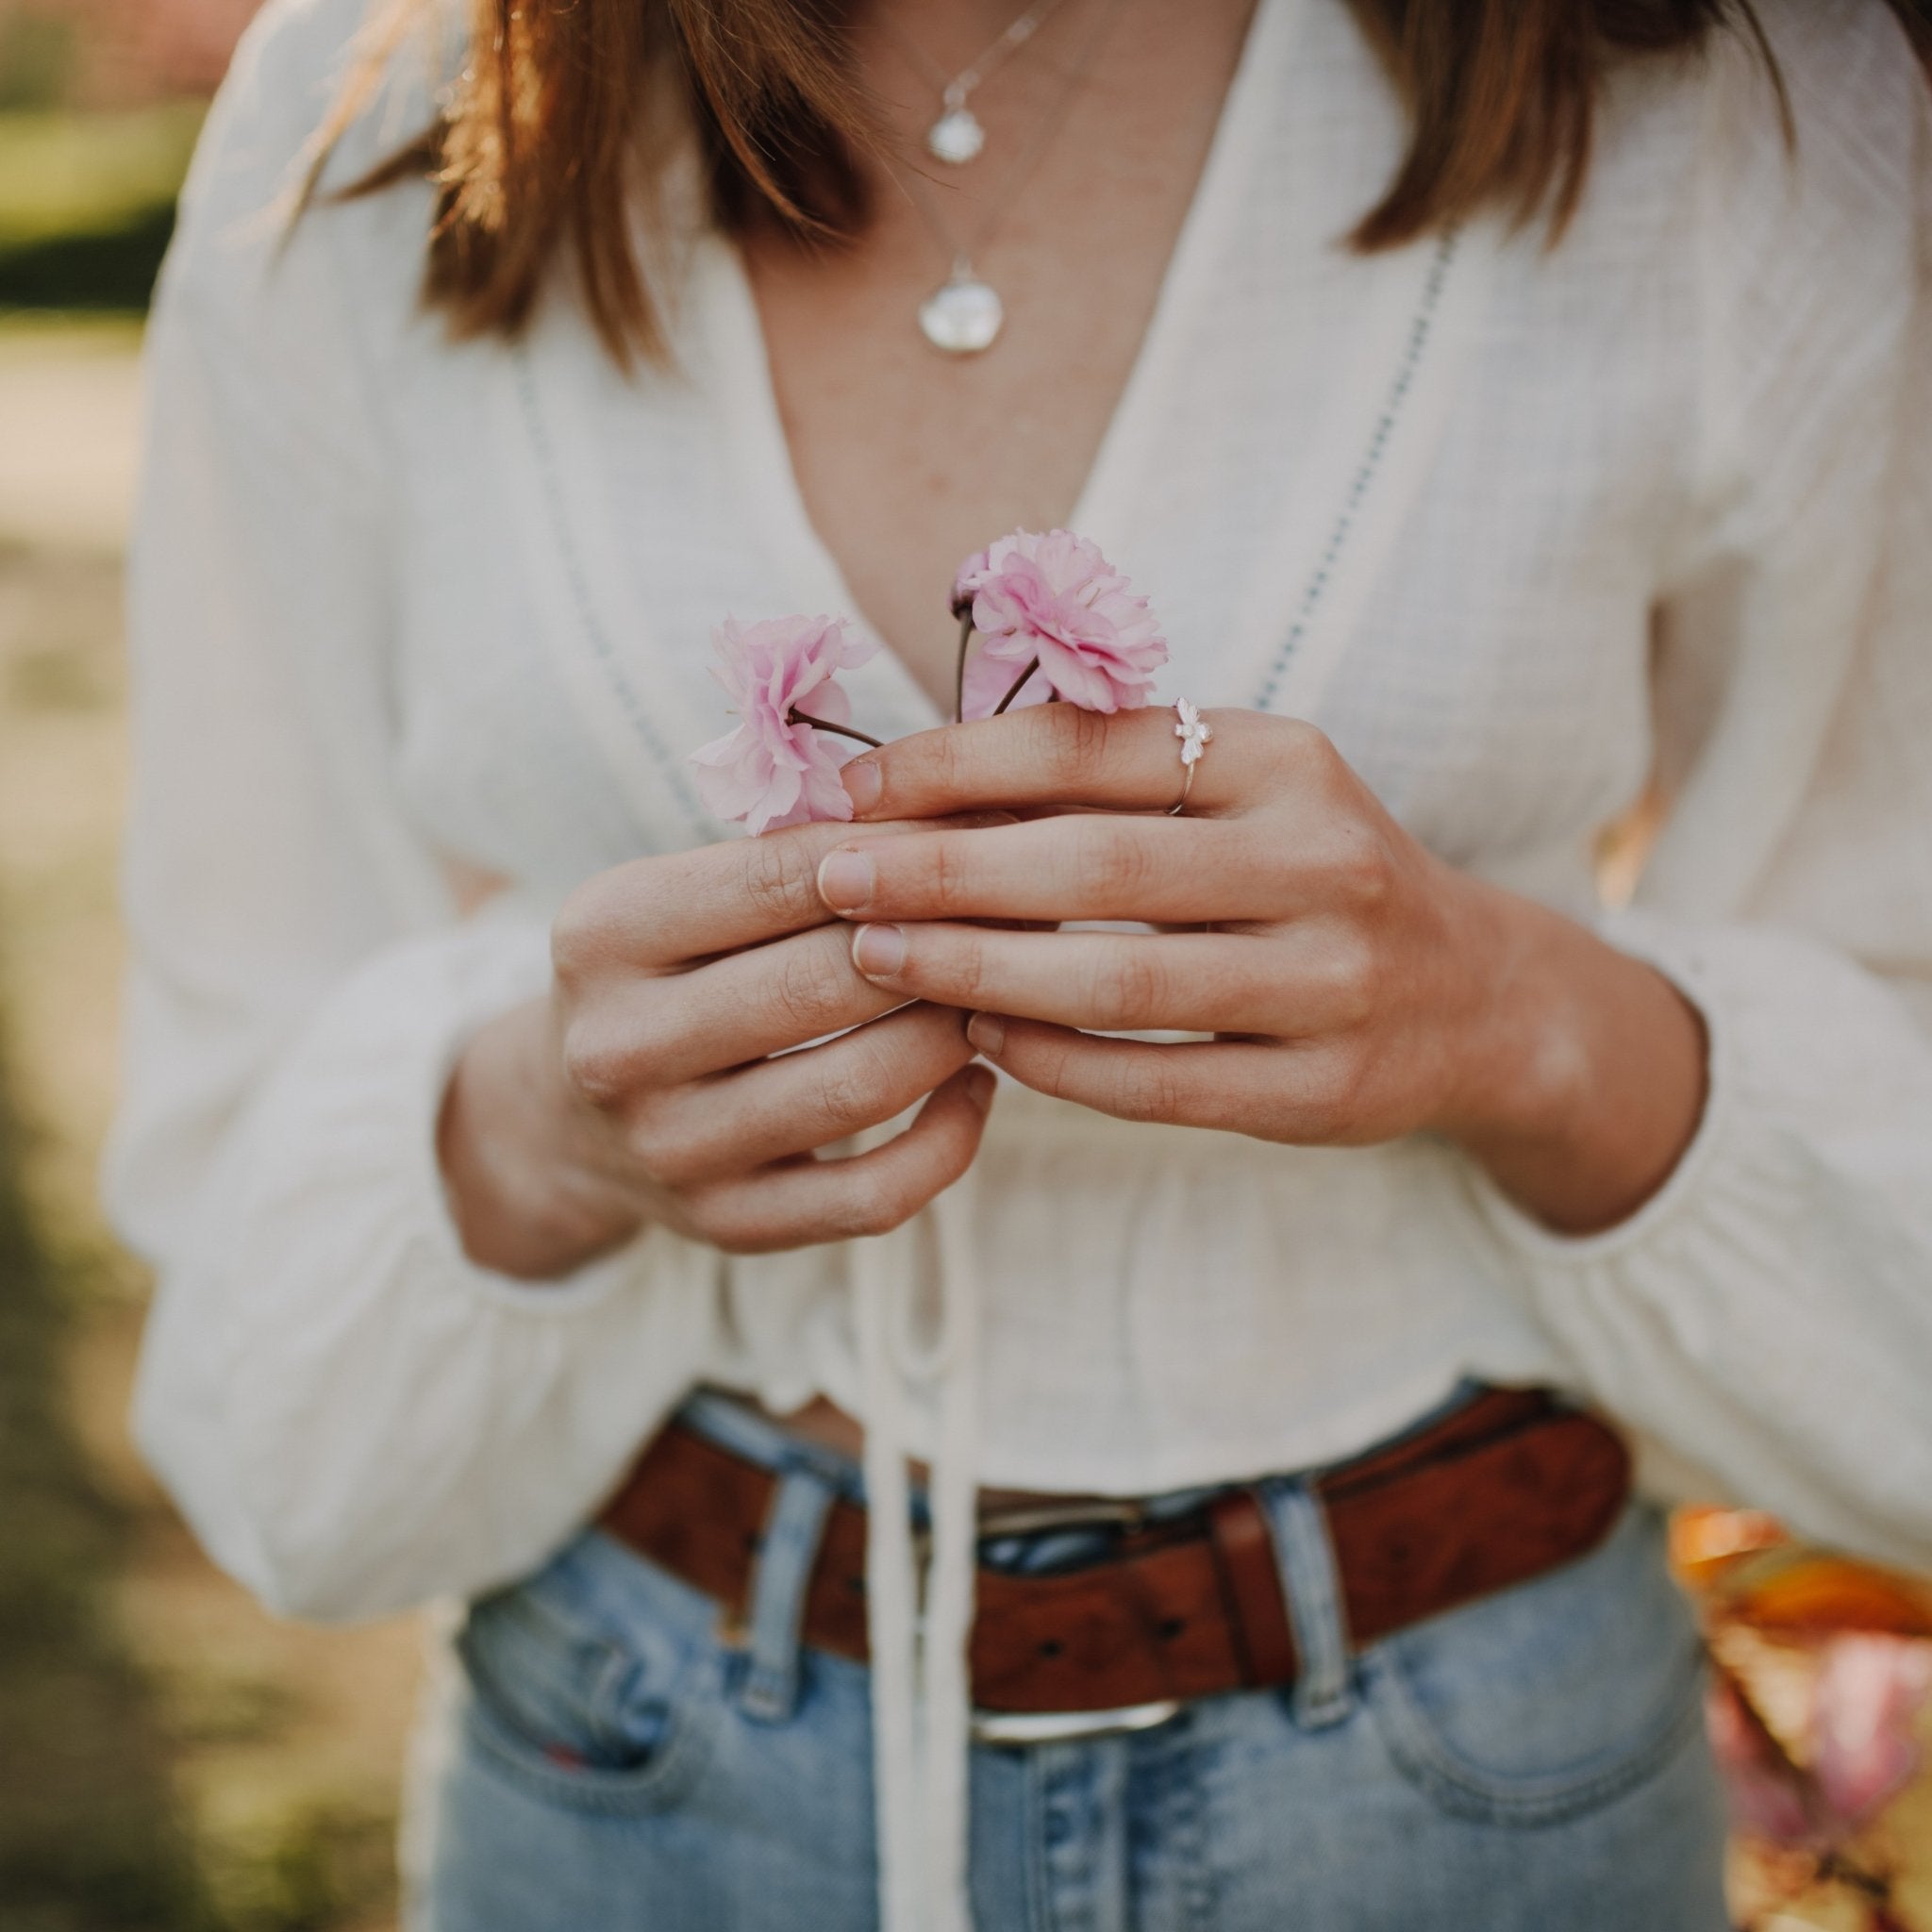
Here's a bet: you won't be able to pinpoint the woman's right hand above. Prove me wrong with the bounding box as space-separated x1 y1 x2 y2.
437 820 997 1279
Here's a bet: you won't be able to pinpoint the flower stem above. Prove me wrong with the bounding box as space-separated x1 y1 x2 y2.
787 708 885 749
952 610 974 725
991 658 1041 718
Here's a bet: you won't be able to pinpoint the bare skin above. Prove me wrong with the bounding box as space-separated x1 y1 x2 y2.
438 0 1707 1470
743 0 1259 708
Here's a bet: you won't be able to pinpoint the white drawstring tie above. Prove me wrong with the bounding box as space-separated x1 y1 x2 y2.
853 1169 983 1932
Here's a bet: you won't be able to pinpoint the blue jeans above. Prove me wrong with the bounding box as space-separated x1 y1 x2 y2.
419 1391 1729 1930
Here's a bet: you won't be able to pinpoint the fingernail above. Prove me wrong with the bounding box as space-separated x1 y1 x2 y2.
966 1011 1005 1057
842 759 882 812
963 1065 996 1113
852 924 906 976
818 849 874 913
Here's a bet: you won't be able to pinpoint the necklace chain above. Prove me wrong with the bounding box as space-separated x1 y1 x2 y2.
891 0 1128 332
878 0 1070 114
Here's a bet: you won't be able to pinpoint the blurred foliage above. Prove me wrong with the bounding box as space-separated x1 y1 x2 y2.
0 104 202 311
1676 1508 1932 1929
0 1023 216 1932
0 467 413 1932
202 1800 397 1932
0 10 79 110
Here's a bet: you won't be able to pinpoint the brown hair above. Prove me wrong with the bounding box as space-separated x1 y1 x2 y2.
318 0 1931 364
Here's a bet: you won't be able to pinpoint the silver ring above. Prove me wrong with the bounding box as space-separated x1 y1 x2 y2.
1166 698 1213 815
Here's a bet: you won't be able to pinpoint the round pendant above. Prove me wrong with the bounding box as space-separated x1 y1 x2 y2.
926 108 987 166
918 276 1005 355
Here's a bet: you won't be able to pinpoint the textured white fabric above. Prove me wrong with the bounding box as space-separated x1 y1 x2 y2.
116 0 1932 1689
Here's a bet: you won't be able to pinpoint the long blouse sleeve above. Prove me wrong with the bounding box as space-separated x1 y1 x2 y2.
109 0 723 1622
1469 8 1932 1570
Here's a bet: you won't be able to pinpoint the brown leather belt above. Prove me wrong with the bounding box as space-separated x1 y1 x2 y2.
597 1386 1631 1718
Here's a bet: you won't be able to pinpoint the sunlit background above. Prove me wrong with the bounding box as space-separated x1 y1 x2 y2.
0 5 1927 1928
2 7 421 1929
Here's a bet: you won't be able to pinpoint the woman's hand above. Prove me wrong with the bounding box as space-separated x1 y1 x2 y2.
817 706 1707 1235
438 820 997 1279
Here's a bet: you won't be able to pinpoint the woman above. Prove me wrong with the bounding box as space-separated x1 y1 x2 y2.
115 0 1932 1925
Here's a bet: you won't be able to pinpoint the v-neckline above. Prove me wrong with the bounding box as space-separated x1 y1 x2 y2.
502 0 1497 844
703 0 1299 731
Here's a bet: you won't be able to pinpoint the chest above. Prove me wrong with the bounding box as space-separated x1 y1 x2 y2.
740 0 1255 711
379 0 1695 906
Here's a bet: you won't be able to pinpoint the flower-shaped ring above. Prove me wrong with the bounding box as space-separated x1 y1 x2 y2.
1167 699 1214 816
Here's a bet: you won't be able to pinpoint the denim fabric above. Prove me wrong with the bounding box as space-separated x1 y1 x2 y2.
421 1393 1729 1932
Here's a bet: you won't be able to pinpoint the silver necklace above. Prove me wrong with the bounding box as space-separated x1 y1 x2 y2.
895 0 1128 355
878 0 1071 166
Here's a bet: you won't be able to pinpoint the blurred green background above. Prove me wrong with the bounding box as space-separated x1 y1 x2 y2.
0 0 228 310
0 102 202 308
1 7 421 1931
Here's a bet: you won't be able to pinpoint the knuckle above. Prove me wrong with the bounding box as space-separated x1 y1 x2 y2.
628 1106 704 1187
1041 704 1111 791
1028 1036 1107 1110
770 940 853 1034
1306 734 1361 808
741 834 820 926
927 836 972 914
1295 1044 1372 1141
940 937 995 1008
1115 1058 1190 1124
1316 930 1382 1025
679 1190 754 1254
1329 827 1395 908
920 727 974 805
898 929 988 1006
1080 821 1155 900
1089 945 1167 1029
1279 716 1334 766
832 1166 913 1241
965 932 1006 1003
558 1016 640 1110
550 878 618 989
1026 1036 1081 1102
817 1053 894 1133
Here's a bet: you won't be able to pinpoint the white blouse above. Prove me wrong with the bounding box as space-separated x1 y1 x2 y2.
118 0 1932 1641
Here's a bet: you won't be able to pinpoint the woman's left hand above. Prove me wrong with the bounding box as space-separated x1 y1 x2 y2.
817 705 1708 1235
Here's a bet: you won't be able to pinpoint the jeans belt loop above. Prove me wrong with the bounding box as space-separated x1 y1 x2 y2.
1261 1477 1357 1730
739 1461 837 1724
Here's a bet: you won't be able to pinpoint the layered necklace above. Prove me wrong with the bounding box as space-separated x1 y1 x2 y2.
878 0 1070 166
882 0 1129 357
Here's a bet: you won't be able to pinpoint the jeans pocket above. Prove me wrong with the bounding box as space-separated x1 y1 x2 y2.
1359 1505 1708 1827
455 1536 722 1817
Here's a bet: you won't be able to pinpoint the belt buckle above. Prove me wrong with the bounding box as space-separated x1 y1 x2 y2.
969 1498 1178 1744
969 1699 1184 1746
974 1496 1150 1540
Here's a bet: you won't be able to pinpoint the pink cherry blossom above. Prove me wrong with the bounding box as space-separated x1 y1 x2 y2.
1811 1634 1932 1831
959 642 1050 721
950 548 988 620
958 528 1168 714
689 613 876 836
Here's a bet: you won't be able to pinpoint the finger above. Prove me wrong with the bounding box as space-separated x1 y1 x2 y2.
841 706 1314 820
818 815 1277 924
961 1018 1281 1133
554 814 1014 974
677 1066 994 1254
586 923 913 1090
631 1005 975 1186
845 922 1364 1036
